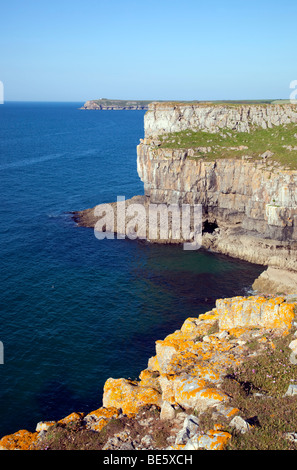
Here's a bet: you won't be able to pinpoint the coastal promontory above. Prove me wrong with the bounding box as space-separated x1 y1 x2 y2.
76 101 297 294
80 98 152 110
2 100 297 451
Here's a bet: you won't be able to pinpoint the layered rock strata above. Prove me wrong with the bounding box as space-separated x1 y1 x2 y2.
137 103 297 292
137 142 297 273
144 102 297 136
74 102 297 293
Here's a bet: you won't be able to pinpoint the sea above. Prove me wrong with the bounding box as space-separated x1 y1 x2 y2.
0 102 264 438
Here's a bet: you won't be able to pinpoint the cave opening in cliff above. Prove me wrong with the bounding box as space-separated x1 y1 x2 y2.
203 220 218 234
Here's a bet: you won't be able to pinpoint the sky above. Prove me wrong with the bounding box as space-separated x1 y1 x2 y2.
1 0 297 102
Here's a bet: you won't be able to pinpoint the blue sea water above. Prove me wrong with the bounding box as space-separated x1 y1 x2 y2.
0 102 264 438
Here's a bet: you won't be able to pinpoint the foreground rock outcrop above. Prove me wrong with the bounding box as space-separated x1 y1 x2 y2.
2 294 297 451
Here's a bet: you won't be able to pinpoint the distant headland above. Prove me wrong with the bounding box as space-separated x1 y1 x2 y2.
80 98 292 110
80 99 152 110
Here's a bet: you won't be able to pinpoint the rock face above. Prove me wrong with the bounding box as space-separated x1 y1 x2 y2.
74 102 297 292
101 294 295 419
138 145 297 240
135 102 297 292
137 143 297 268
144 102 297 136
3 103 297 451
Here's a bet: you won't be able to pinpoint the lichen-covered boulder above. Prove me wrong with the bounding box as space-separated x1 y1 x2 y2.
0 429 38 450
102 378 162 416
185 429 232 450
84 406 120 432
216 296 296 332
173 374 229 411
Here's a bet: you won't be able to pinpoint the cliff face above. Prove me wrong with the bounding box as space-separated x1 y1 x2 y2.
136 102 297 291
73 101 297 291
144 102 297 136
137 143 297 267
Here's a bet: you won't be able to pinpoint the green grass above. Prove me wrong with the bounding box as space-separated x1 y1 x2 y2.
192 330 297 450
158 123 297 169
218 333 297 450
92 99 290 108
229 335 297 398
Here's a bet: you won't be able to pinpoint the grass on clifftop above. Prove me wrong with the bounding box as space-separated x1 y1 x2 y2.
158 123 297 169
199 331 297 450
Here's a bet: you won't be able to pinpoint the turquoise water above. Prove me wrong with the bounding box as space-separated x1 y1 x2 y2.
0 102 263 437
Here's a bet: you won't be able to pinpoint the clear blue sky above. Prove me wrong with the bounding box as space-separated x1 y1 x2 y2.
1 0 297 102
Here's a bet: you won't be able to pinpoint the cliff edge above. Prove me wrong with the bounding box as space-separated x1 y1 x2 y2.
75 101 297 294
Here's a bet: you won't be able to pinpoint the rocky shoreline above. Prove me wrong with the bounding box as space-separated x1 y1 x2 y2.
2 102 297 451
71 196 297 296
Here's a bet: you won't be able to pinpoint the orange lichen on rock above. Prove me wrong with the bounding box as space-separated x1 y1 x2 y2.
191 429 232 450
139 369 160 390
58 411 84 425
0 429 38 450
217 295 296 331
273 302 296 332
102 377 162 416
207 429 232 450
164 349 201 375
198 309 219 322
173 376 229 411
158 373 176 403
189 363 221 383
4 294 295 450
84 406 120 432
180 317 200 334
227 407 240 418
155 330 197 374
156 330 195 352
35 421 56 432
200 387 229 403
147 354 160 371
227 327 250 338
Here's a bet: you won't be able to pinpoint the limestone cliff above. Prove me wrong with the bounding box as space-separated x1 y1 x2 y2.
137 138 297 270
144 102 297 136
137 102 297 293
74 101 297 293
